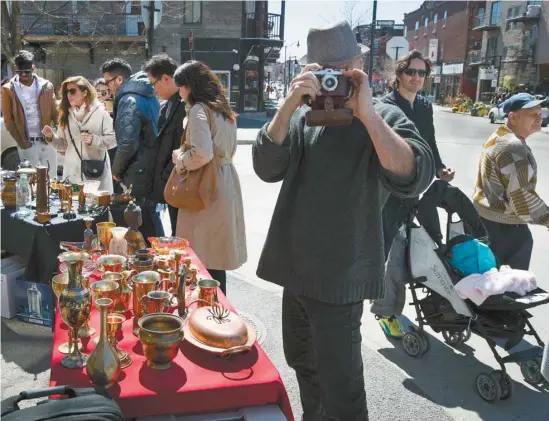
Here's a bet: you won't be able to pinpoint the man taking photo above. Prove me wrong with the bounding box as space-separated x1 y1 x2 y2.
142 54 186 236
253 21 435 421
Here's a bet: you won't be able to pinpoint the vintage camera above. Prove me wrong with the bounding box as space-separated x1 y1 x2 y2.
306 69 354 127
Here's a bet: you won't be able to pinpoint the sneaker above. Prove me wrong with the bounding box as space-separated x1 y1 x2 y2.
378 317 405 339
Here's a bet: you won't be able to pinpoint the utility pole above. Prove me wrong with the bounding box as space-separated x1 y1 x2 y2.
144 1 157 59
368 0 378 84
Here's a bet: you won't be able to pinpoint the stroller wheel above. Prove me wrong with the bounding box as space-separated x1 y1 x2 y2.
476 372 502 402
442 330 466 346
520 357 544 385
491 370 514 400
402 332 427 358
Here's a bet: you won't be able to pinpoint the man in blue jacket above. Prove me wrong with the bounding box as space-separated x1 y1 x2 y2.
101 58 163 239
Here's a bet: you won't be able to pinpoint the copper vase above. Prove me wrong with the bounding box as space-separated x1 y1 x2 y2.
86 298 121 388
131 271 161 336
58 252 91 369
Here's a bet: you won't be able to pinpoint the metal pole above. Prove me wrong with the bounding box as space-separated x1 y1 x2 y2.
147 1 155 58
368 0 378 84
496 55 502 90
283 45 288 96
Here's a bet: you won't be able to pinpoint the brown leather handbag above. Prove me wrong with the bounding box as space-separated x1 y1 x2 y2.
163 104 219 211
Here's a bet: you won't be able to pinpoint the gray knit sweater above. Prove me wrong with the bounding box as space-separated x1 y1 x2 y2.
252 102 435 304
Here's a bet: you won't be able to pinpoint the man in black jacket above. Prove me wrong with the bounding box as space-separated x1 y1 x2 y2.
143 54 186 236
371 50 454 338
101 58 163 240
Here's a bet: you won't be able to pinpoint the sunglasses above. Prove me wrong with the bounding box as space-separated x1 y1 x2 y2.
403 68 429 78
17 70 32 76
65 88 81 96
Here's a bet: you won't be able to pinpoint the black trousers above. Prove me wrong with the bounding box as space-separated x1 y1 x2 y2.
482 218 533 270
207 269 226 295
282 289 368 421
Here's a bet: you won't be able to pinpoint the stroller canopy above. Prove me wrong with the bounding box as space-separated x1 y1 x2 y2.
415 180 488 246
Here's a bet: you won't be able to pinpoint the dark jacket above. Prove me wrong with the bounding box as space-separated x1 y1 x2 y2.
252 102 434 304
151 92 186 202
112 72 160 197
380 91 445 256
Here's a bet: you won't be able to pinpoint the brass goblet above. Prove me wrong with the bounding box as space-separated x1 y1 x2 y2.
90 280 119 344
106 313 132 368
52 274 82 354
96 222 116 254
102 272 127 313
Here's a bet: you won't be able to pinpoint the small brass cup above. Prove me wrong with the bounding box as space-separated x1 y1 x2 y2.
141 290 172 315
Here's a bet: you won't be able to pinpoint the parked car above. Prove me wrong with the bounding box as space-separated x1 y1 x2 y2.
541 107 549 127
1 117 20 171
488 104 506 124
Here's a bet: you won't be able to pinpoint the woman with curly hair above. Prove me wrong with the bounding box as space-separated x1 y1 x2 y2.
172 60 247 294
42 75 116 192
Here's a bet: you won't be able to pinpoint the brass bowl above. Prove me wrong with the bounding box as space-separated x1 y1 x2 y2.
148 237 189 255
138 313 184 370
97 255 127 273
35 212 52 224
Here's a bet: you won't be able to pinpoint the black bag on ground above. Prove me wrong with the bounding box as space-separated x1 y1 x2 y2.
1 385 124 421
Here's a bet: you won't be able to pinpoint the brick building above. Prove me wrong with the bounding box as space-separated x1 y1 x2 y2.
9 0 284 112
470 0 548 101
404 1 486 100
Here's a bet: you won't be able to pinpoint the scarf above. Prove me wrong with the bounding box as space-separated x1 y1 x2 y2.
70 103 88 123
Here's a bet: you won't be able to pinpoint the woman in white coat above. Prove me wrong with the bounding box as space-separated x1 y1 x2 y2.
172 61 247 295
42 76 116 192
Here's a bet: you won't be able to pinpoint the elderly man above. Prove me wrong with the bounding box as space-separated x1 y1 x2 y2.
252 21 434 420
473 93 549 270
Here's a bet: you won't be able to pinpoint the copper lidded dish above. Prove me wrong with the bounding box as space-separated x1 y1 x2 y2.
148 237 189 255
183 304 256 358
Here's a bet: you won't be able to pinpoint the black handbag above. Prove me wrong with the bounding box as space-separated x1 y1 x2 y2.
67 124 106 179
1 385 124 421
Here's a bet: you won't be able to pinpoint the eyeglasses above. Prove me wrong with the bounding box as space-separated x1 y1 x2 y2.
151 79 160 87
65 88 80 96
403 68 429 78
16 70 32 76
105 76 119 85
97 90 110 96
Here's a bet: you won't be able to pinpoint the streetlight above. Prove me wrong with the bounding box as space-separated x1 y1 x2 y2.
284 40 300 96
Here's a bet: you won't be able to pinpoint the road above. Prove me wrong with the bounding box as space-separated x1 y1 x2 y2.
2 107 547 419
231 106 549 420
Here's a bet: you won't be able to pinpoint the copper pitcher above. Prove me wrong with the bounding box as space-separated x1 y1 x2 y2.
197 279 220 308
131 271 163 336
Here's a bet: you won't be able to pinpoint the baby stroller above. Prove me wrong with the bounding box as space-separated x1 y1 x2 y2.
401 180 549 402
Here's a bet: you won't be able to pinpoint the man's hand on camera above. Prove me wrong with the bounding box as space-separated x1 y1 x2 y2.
343 68 374 119
285 63 323 111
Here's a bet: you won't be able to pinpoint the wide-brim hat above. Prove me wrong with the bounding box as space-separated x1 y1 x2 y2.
307 21 369 68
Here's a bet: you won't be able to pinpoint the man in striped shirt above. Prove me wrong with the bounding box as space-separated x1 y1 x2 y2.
473 93 549 270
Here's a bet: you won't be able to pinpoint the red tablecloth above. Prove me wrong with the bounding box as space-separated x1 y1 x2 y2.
50 247 293 420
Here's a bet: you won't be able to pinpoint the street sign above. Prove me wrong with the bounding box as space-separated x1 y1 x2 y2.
385 36 409 60
491 79 498 88
434 76 441 83
141 0 162 29
428 39 438 62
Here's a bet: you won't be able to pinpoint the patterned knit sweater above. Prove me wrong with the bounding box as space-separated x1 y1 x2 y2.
473 125 549 227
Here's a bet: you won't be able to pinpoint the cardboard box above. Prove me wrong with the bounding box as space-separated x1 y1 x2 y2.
12 275 53 327
1 259 26 319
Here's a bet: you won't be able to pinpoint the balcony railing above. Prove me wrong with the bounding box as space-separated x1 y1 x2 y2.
468 50 485 64
473 12 501 30
243 13 282 40
506 3 541 23
503 45 535 62
21 14 146 37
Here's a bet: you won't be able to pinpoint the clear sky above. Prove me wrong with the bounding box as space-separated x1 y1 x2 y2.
269 0 424 60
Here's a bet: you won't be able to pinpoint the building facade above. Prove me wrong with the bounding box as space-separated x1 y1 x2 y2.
470 0 548 101
356 20 406 94
404 1 486 100
10 0 284 112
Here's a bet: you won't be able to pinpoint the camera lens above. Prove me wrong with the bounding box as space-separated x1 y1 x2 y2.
321 74 338 92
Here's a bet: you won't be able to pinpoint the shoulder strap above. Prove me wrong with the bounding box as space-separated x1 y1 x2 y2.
66 123 83 162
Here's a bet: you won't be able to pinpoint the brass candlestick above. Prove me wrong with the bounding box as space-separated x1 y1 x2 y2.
107 313 132 368
77 182 85 213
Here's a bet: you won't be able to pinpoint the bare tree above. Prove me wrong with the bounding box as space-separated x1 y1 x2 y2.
340 0 370 29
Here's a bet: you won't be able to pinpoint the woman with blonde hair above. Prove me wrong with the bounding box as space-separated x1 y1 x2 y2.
172 60 247 294
42 76 116 192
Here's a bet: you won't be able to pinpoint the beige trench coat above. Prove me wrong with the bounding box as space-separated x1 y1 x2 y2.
174 103 247 270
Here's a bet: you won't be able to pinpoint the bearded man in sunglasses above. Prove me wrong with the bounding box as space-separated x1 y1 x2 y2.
1 50 58 177
371 50 454 338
